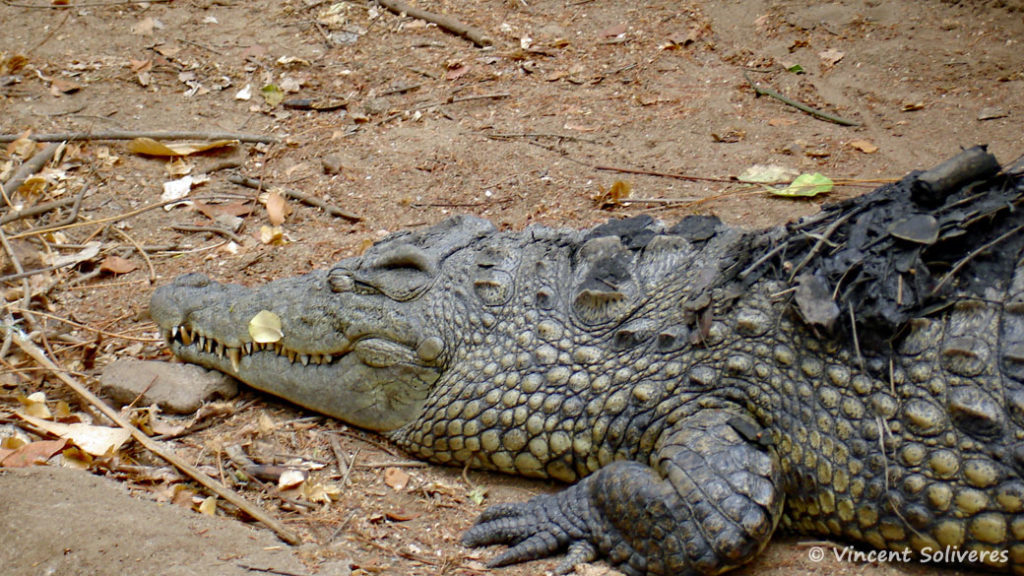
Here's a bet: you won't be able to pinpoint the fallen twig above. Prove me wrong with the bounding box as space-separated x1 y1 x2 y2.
109 225 157 284
0 327 302 546
171 224 244 244
0 196 76 226
377 0 494 47
594 164 736 184
931 224 1024 296
468 131 602 145
0 227 34 332
378 92 510 124
744 72 859 127
2 142 62 195
3 0 171 7
227 175 362 222
6 194 245 241
0 130 279 144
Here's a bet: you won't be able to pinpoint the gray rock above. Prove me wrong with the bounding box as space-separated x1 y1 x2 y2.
100 358 238 414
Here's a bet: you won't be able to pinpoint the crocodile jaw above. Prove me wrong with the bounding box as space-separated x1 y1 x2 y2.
150 272 442 431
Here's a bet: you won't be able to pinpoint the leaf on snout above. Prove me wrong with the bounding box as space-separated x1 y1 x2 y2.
248 310 283 343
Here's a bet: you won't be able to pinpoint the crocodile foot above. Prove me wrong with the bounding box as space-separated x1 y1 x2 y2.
463 410 784 576
462 472 636 575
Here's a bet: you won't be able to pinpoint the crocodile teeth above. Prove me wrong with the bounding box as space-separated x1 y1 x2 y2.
171 326 179 339
244 342 253 355
227 347 240 372
323 354 332 364
180 326 192 346
300 354 310 366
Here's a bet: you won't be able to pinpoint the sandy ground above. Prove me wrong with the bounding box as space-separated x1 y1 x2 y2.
1 1 1022 575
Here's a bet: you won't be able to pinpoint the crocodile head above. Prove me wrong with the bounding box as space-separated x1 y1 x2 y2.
150 216 497 431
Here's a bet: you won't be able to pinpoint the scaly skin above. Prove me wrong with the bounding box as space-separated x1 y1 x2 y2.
150 148 1024 575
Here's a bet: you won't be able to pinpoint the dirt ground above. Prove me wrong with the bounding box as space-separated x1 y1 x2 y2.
1 0 1022 575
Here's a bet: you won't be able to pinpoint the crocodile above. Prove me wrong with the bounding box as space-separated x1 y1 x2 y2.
150 147 1024 575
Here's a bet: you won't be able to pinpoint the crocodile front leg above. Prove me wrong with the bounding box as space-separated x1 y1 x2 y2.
462 410 785 575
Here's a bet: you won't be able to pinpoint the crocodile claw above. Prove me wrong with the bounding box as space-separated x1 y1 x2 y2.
463 484 605 574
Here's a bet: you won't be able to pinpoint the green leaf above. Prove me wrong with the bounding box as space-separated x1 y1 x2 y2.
786 63 804 74
261 84 285 107
771 173 833 197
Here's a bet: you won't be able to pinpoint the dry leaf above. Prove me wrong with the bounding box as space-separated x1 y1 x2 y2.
165 158 193 177
278 469 307 490
260 225 285 245
50 78 81 95
445 65 471 81
257 411 278 434
599 23 627 38
0 438 68 468
100 255 138 275
17 413 131 456
818 48 845 67
594 180 632 209
198 496 218 516
132 17 156 35
58 445 92 469
7 130 35 157
768 117 798 127
265 191 290 226
128 138 238 157
849 139 879 154
384 467 411 491
385 509 421 522
18 391 52 419
302 482 341 503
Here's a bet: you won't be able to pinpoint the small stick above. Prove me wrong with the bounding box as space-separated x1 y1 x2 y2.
787 211 856 282
0 227 34 333
468 131 602 145
10 184 88 239
931 224 1024 296
2 327 302 546
171 224 244 244
450 92 510 104
2 142 62 195
0 197 76 226
377 0 495 47
6 193 244 241
13 309 162 343
355 460 429 469
227 175 362 222
0 130 278 144
744 72 859 127
109 225 157 284
0 262 78 284
327 433 348 478
594 163 735 184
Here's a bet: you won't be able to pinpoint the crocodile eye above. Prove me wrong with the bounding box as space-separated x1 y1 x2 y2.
375 245 435 275
352 244 437 301
327 268 354 293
